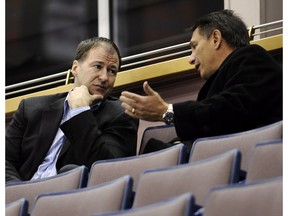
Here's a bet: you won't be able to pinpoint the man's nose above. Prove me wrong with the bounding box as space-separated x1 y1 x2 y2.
99 69 108 81
188 53 196 65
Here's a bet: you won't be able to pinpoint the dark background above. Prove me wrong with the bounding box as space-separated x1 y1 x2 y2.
6 0 223 87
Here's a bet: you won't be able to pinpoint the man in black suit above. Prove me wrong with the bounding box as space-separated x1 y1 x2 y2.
6 37 139 182
120 10 282 154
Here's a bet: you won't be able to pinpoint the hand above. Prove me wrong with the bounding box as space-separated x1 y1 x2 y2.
120 81 169 121
67 85 103 109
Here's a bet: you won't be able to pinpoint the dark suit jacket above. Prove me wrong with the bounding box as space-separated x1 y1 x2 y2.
173 44 282 146
6 94 139 182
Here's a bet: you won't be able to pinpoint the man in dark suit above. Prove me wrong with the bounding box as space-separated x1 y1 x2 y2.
120 10 282 154
6 37 139 182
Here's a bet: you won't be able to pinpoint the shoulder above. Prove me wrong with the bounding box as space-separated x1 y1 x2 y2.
240 44 266 52
23 93 67 103
231 44 274 61
19 93 67 108
222 44 280 70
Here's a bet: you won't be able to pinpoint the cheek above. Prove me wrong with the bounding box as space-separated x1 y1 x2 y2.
201 63 215 80
79 73 97 85
108 76 116 87
85 70 98 80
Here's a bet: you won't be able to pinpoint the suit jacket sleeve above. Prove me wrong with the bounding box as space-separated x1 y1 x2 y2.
6 100 26 181
58 101 139 169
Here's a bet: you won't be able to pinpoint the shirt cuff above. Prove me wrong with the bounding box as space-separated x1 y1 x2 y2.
64 106 90 122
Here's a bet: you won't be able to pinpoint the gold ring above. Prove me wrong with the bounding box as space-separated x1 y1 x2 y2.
132 108 136 114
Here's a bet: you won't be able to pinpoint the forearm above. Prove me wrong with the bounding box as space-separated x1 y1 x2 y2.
59 110 138 168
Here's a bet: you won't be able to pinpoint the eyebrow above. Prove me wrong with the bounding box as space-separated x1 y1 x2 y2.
90 60 118 67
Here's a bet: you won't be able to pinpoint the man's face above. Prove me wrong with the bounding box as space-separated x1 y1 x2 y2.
72 46 119 98
189 28 218 80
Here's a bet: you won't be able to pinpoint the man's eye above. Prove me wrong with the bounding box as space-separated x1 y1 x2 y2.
191 43 197 50
109 69 117 75
94 65 101 70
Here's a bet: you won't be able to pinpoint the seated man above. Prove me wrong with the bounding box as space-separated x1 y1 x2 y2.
6 37 139 182
120 10 282 154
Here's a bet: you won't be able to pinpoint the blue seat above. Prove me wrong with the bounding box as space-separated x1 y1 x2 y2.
30 175 133 216
189 121 282 175
6 198 29 216
6 165 88 213
87 144 186 191
203 177 282 216
245 140 282 183
139 124 177 155
93 193 195 216
133 149 241 210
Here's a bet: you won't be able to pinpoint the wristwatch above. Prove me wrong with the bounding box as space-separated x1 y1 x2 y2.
162 104 174 125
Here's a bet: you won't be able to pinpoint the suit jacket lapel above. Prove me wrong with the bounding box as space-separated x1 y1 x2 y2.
33 96 66 168
58 137 70 158
58 99 106 159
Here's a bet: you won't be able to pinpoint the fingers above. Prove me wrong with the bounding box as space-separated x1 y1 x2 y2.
120 81 158 111
121 81 154 101
120 91 140 118
120 91 142 111
68 85 103 108
121 91 141 101
121 100 137 118
120 81 166 121
120 94 136 111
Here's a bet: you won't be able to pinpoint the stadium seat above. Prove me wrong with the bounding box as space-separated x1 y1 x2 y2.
87 144 186 191
139 124 177 155
133 149 241 210
245 140 282 183
203 177 282 216
92 193 195 216
6 198 29 216
30 175 133 216
6 165 88 213
189 121 282 175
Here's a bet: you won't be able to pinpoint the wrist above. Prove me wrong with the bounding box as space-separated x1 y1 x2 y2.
162 104 174 125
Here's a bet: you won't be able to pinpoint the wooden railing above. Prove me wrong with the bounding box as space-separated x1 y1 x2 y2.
5 33 282 119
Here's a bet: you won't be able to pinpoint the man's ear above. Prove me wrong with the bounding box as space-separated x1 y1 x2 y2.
71 60 78 77
212 29 222 49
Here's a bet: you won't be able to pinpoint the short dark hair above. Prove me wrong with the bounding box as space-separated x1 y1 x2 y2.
190 9 250 48
74 37 122 69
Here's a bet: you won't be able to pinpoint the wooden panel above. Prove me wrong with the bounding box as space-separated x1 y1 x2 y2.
5 34 282 118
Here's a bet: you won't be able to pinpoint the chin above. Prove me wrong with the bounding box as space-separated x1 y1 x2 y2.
200 72 210 80
199 72 206 80
95 91 110 99
93 92 104 97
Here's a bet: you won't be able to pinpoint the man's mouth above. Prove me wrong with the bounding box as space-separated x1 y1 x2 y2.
95 84 108 89
93 85 108 94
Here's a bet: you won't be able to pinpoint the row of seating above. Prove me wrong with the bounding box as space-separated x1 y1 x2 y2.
6 120 283 216
6 176 282 216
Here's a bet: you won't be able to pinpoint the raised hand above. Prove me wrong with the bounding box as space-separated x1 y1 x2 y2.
67 85 103 109
120 81 168 121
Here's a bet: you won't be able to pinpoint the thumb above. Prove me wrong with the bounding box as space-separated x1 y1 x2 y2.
143 81 157 96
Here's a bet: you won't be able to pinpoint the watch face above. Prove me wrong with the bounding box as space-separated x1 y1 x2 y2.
164 112 174 124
